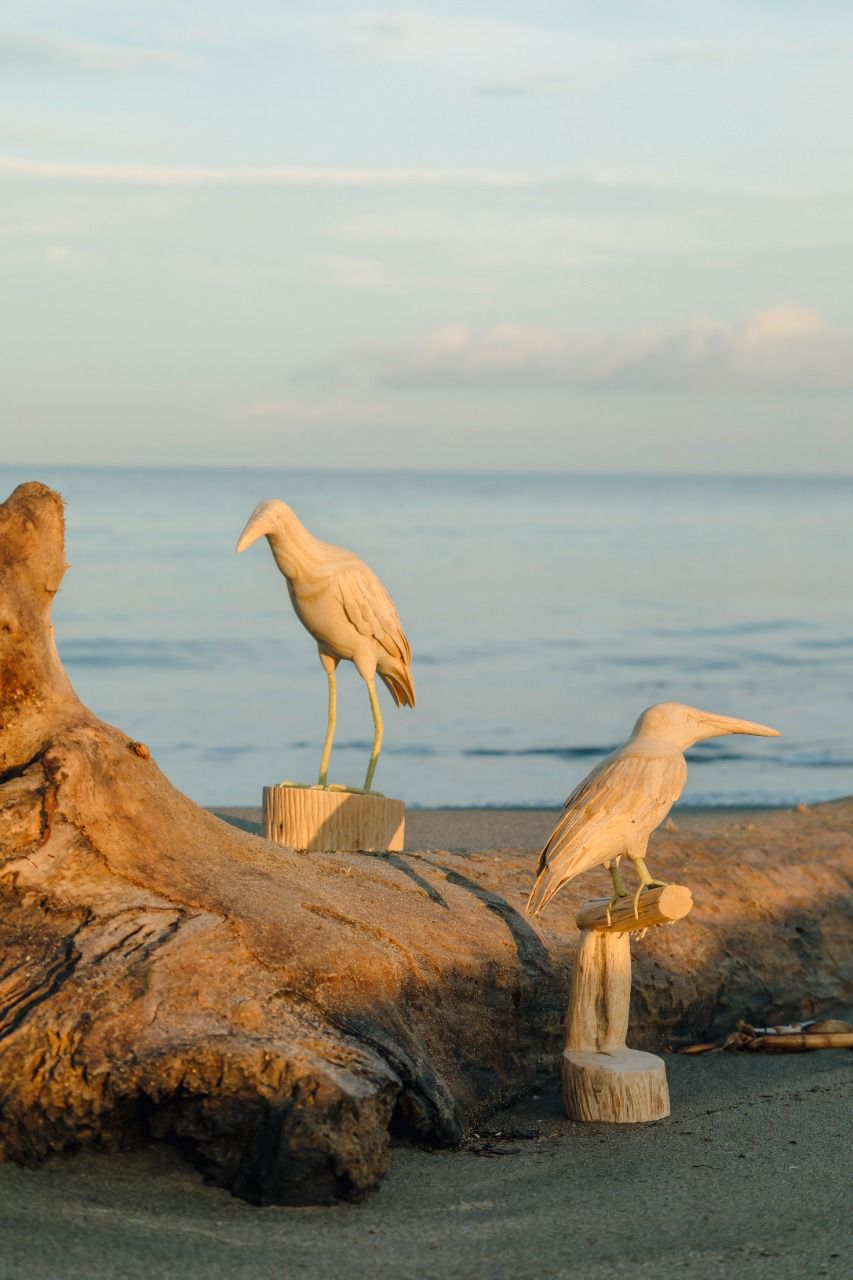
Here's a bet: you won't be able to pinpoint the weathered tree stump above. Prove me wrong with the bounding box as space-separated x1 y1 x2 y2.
1 482 852 1205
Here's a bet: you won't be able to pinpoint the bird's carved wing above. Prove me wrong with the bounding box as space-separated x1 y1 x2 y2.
525 751 686 916
334 564 412 665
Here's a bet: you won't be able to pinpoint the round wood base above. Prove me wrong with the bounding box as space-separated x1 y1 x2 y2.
262 784 405 853
562 1048 670 1123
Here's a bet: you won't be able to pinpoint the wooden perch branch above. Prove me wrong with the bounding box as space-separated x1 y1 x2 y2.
575 884 693 933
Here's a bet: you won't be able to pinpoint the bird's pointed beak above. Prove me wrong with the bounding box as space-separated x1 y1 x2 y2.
697 712 781 740
236 515 268 554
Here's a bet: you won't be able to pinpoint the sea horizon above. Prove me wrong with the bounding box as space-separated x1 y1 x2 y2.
6 463 853 481
3 465 851 810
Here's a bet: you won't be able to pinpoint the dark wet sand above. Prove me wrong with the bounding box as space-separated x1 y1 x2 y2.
2 1053 849 1280
2 807 850 1279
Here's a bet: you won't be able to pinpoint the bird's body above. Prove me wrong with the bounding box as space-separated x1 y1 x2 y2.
264 510 414 704
526 702 779 917
237 500 414 790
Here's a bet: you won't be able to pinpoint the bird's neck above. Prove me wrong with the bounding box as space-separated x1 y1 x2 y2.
265 512 326 582
625 734 686 757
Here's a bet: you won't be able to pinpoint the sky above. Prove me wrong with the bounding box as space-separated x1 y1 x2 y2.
1 1 852 473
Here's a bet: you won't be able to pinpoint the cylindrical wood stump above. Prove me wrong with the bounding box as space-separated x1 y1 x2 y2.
562 884 693 1124
263 785 405 853
563 1049 670 1123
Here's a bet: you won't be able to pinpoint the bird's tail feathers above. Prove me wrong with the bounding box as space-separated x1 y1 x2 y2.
524 818 611 917
525 867 565 917
380 664 416 708
525 861 586 917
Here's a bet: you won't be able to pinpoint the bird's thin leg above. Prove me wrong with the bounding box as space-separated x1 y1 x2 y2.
605 857 629 925
363 677 384 792
631 856 669 918
318 657 338 787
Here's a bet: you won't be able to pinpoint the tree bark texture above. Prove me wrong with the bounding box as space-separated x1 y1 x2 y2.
1 483 851 1203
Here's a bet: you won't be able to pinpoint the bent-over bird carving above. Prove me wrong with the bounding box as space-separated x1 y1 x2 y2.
237 499 415 792
526 702 779 918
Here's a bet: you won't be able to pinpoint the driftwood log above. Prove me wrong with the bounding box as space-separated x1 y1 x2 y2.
1 482 852 1204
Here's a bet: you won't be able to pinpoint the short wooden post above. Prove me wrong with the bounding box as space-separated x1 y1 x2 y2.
562 884 692 1124
263 785 405 853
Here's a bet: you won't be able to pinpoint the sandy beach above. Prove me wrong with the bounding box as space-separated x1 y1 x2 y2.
211 803 787 853
2 805 850 1279
1 1049 849 1280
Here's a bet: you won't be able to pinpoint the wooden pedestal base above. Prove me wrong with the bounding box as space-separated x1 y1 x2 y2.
562 1048 670 1123
262 784 405 853
562 884 692 1124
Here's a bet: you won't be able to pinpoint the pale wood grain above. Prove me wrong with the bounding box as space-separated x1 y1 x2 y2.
562 884 693 1123
263 785 404 853
563 1049 670 1123
575 883 693 933
565 929 631 1053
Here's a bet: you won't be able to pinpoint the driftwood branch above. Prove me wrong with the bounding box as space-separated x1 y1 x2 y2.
748 1032 853 1052
677 1017 853 1054
1 482 852 1203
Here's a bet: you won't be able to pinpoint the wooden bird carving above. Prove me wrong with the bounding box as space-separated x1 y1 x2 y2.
526 702 780 917
237 499 414 792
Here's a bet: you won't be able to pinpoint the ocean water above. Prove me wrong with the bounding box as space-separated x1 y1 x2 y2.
2 466 851 809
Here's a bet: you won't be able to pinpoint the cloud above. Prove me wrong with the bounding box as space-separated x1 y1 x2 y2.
739 303 826 344
474 73 573 99
317 11 546 65
241 399 330 423
303 306 853 395
648 44 725 66
0 212 78 239
236 395 393 432
311 10 591 89
0 31 199 75
0 156 788 212
310 11 737 93
43 243 83 269
318 252 460 292
0 155 533 188
388 324 564 382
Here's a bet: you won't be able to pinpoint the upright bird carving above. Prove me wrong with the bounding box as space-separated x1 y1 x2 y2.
526 702 779 918
237 500 415 792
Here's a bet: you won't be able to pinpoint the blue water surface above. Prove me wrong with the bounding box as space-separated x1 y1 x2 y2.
2 467 851 808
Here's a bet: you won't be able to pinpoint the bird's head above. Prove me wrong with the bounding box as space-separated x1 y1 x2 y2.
236 499 294 554
631 701 780 751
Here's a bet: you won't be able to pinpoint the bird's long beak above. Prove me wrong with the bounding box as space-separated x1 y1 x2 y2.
697 712 781 740
236 514 269 554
